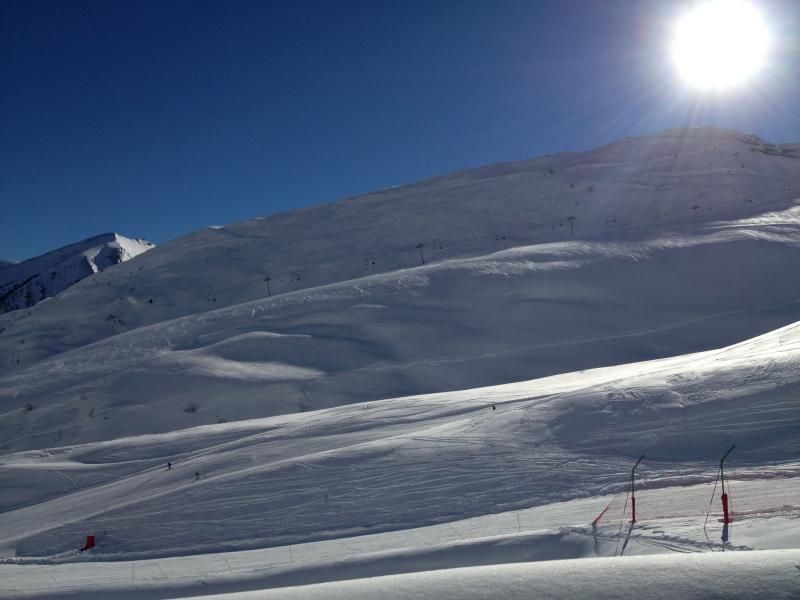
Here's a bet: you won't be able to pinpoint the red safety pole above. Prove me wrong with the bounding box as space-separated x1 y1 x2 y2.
630 455 644 524
720 444 735 524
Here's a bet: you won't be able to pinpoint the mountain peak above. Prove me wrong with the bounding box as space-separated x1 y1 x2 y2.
0 233 155 313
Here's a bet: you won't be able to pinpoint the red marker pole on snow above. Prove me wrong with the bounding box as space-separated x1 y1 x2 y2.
630 455 644 524
720 444 735 525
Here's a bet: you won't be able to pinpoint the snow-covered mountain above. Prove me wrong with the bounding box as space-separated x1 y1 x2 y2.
0 127 799 598
1 129 799 369
0 234 154 314
1 128 798 449
0 260 17 271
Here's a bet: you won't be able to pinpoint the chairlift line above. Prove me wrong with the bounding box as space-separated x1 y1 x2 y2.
630 454 644 524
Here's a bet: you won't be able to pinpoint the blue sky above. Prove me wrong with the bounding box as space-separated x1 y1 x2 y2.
2 0 798 261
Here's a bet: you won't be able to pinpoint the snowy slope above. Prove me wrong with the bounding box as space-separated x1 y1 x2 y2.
0 319 797 559
0 319 798 598
2 204 799 450
0 123 799 597
1 128 798 368
0 234 154 314
1 129 799 450
201 551 800 600
0 259 17 271
2 541 799 599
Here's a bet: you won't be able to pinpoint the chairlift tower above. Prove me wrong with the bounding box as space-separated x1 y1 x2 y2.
720 445 735 524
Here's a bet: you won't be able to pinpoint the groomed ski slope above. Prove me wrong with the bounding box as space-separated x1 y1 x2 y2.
199 551 800 600
2 533 799 599
1 319 798 597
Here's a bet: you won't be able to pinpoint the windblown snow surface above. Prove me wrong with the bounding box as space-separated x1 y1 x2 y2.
0 128 799 598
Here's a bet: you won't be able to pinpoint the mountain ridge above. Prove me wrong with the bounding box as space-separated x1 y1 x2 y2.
0 233 154 314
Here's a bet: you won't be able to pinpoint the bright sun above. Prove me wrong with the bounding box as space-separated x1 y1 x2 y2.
671 0 771 91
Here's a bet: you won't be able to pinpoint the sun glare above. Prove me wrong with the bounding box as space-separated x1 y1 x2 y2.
671 0 771 91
